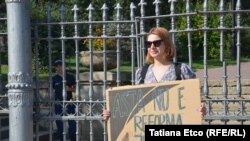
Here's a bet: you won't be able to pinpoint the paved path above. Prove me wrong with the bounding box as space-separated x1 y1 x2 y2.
195 62 250 80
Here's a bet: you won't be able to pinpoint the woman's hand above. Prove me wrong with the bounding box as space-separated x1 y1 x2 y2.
103 109 111 121
199 102 206 118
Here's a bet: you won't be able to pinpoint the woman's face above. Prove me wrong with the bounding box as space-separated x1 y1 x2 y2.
146 34 165 59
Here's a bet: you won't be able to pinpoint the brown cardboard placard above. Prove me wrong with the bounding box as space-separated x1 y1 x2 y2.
106 79 202 141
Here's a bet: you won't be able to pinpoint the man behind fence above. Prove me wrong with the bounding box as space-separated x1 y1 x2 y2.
52 59 76 141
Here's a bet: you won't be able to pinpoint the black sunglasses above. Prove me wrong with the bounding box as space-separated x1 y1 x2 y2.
146 39 163 48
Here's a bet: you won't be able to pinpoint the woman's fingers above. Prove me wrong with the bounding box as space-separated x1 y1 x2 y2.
103 110 111 121
199 102 206 117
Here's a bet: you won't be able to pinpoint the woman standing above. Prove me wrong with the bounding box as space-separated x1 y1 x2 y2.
103 27 206 120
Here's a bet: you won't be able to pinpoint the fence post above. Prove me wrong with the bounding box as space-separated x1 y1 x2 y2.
138 0 146 67
6 0 33 141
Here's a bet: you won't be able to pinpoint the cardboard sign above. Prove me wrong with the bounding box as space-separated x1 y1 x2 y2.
106 79 202 141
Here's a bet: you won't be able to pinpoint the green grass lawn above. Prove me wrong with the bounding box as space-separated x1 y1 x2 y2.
1 58 250 82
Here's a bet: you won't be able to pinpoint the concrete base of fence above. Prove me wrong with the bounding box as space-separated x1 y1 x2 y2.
200 79 250 96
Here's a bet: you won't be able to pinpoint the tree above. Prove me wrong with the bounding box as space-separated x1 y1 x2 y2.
173 0 236 60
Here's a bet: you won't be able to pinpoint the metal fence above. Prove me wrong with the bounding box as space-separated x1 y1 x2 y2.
1 0 250 141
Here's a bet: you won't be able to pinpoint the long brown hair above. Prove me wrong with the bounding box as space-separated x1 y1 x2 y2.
145 27 176 64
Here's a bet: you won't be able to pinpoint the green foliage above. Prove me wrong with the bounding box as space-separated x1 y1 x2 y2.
174 0 232 60
30 0 86 71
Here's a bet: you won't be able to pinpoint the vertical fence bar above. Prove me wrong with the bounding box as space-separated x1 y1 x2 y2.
59 6 67 141
46 6 53 141
153 0 161 27
101 3 108 95
186 0 192 68
130 2 136 85
34 22 40 141
219 0 228 100
231 0 236 60
101 3 108 141
221 0 229 122
87 4 94 141
6 0 33 140
115 3 122 86
169 0 177 62
223 61 228 98
138 0 146 66
223 62 228 125
72 4 80 141
219 0 225 62
135 18 140 68
240 101 244 124
236 0 241 97
203 0 209 97
207 101 212 125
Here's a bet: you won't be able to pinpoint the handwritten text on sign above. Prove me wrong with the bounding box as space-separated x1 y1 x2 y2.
106 79 201 141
